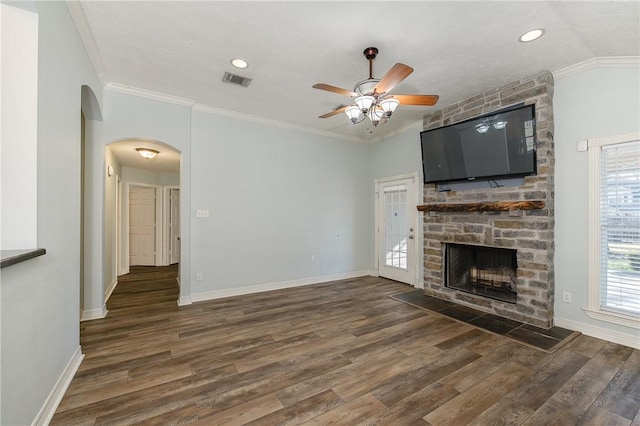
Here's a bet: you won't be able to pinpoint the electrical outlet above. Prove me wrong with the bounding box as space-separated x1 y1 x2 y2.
562 291 572 303
196 272 203 281
310 254 316 262
196 209 210 218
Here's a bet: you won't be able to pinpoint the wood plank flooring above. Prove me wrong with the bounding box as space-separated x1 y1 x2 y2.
51 266 640 425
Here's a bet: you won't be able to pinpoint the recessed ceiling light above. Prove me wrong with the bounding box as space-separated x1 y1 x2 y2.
231 58 248 69
519 29 545 43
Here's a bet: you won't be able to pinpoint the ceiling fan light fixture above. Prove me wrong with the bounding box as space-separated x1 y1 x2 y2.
355 95 375 113
379 98 400 117
136 148 160 159
312 46 439 129
345 106 361 124
354 78 379 96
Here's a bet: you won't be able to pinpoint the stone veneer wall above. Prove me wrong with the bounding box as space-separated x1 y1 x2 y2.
421 71 555 328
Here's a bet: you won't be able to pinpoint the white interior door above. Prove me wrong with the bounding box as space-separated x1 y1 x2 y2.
129 186 156 266
377 177 417 284
169 188 180 264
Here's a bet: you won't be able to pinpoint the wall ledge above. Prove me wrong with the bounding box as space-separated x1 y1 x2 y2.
417 200 545 212
0 248 46 268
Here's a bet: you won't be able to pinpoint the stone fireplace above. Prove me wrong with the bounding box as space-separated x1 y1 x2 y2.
420 71 555 328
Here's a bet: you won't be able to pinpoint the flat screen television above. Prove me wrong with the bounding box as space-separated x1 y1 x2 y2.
420 104 537 184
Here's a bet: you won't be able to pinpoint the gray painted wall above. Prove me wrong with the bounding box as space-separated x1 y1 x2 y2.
553 65 640 341
0 2 102 424
190 111 372 295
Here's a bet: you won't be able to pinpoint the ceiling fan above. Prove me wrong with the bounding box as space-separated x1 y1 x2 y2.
313 47 439 127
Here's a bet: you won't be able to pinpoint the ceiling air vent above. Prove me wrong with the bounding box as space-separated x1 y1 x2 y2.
222 71 252 88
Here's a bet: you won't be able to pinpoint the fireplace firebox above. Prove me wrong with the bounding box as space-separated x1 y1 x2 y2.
445 243 517 303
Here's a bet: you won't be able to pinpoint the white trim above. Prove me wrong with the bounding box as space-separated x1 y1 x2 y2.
374 173 420 287
105 82 196 107
104 278 118 303
189 271 371 303
81 305 108 321
554 317 640 350
164 185 180 265
178 295 192 306
586 132 640 329
583 308 640 330
587 132 640 149
553 56 640 80
32 346 84 426
192 103 361 143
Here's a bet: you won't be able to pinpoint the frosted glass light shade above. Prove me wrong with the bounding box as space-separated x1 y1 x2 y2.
368 107 384 125
354 95 375 112
379 98 399 117
136 148 159 159
345 106 361 124
493 120 508 130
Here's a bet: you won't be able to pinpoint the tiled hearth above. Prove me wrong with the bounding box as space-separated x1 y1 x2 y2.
420 71 555 328
390 290 578 352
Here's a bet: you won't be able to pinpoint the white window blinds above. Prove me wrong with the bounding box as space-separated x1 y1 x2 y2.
600 140 640 316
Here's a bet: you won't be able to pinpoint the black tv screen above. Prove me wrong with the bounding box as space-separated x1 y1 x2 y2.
420 104 537 184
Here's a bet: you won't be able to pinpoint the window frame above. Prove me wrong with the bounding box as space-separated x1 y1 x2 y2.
585 132 640 329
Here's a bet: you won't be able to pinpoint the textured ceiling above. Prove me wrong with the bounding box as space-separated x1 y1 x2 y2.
71 1 640 144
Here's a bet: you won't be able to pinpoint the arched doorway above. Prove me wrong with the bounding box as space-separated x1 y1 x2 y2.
105 139 181 306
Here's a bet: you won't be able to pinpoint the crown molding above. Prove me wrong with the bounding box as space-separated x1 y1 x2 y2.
105 82 197 107
368 119 424 144
104 82 361 142
553 56 640 80
66 1 106 87
192 103 362 142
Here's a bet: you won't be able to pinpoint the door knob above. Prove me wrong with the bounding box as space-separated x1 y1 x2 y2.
408 235 414 239
409 227 414 232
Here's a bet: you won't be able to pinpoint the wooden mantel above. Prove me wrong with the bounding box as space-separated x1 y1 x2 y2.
417 200 545 212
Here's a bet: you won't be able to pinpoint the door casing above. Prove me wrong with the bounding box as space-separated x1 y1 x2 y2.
374 173 421 287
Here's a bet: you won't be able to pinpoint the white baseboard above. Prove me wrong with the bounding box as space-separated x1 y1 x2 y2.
32 346 84 426
189 270 371 303
554 317 640 350
104 278 118 302
178 295 192 306
80 304 108 321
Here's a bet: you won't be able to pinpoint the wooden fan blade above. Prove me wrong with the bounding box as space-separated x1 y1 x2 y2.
390 94 439 106
374 63 413 95
312 83 358 97
318 105 347 119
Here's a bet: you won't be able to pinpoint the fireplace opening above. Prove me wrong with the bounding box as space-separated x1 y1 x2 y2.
445 243 517 303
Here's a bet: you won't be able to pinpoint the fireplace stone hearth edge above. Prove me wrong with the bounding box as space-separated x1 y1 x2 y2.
420 70 555 328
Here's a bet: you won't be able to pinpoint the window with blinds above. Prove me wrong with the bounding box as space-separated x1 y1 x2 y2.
599 140 640 316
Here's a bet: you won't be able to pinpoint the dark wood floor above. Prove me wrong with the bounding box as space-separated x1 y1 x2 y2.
52 266 640 425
